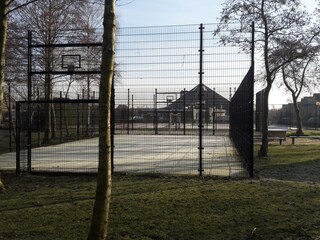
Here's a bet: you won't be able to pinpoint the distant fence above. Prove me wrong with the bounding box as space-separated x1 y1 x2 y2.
6 23 254 177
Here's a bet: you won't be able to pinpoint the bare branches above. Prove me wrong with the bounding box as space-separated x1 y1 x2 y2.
116 0 135 7
6 0 39 15
215 0 314 156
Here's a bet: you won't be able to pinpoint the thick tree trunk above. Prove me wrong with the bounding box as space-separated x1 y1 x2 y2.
0 1 8 126
0 0 8 190
87 0 116 239
293 97 304 135
258 83 271 157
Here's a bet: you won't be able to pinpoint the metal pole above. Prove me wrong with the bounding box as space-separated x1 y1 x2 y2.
127 88 130 134
131 94 134 130
82 88 85 135
213 88 215 135
8 83 12 152
27 31 32 173
315 104 317 130
28 31 32 102
37 88 40 147
198 24 204 176
16 102 20 176
77 94 80 139
249 21 255 178
175 93 178 131
154 88 158 135
87 83 91 136
60 91 62 142
183 88 186 135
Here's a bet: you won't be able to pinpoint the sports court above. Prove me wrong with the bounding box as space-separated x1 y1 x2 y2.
2 24 254 178
1 135 248 177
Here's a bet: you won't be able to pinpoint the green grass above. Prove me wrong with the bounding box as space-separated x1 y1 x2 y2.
1 143 320 239
1 170 320 240
255 143 320 182
286 129 320 136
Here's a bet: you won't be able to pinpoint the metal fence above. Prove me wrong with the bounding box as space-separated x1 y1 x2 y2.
15 99 99 173
10 24 253 177
230 67 254 177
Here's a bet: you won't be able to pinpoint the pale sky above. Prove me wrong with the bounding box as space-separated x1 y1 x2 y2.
117 0 318 106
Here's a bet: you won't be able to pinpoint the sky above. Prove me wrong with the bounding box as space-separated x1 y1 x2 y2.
117 0 318 105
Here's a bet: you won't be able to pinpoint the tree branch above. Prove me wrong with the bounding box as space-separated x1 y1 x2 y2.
6 0 39 15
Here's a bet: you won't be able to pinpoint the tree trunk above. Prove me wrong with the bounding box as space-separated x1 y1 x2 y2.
0 0 8 191
0 173 4 192
51 103 56 139
43 72 52 144
3 90 16 140
293 97 304 135
87 0 116 239
258 83 271 157
0 0 8 126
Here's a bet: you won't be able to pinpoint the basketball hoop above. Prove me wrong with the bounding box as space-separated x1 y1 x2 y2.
62 54 81 74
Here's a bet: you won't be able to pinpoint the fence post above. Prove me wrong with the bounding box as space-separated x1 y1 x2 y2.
77 94 80 140
198 23 204 176
60 91 62 142
37 88 40 147
249 22 255 178
213 88 215 135
131 94 134 130
27 101 31 173
127 88 130 134
183 88 186 135
154 88 158 135
16 102 20 176
8 83 12 152
27 30 32 173
82 89 85 135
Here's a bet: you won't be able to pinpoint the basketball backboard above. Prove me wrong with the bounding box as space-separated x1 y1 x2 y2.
62 55 81 72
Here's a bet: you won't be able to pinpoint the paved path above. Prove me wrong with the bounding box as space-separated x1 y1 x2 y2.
0 135 248 177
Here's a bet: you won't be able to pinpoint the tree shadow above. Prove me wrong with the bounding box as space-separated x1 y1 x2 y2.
256 159 320 183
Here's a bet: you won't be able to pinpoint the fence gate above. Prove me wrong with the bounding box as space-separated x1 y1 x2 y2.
15 24 254 177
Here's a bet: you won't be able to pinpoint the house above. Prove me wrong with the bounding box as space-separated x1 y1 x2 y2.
161 84 230 124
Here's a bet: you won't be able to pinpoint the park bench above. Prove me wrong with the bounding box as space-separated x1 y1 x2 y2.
254 136 285 145
268 129 286 145
254 129 287 145
288 135 320 144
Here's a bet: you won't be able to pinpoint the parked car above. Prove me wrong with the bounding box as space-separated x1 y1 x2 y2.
306 117 318 128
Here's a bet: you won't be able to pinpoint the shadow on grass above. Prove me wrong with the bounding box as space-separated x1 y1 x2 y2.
256 158 320 183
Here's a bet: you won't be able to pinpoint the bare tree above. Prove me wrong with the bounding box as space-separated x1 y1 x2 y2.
11 0 89 142
0 0 39 196
87 0 116 239
281 48 319 135
0 1 8 127
1 0 39 126
216 0 310 157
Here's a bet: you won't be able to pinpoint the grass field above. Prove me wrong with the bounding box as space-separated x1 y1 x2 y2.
1 142 320 239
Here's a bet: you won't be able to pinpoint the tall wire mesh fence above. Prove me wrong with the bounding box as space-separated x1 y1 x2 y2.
2 24 254 177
